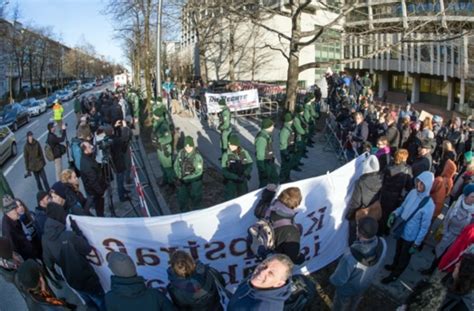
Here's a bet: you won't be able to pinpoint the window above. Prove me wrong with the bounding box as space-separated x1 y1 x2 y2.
0 128 9 142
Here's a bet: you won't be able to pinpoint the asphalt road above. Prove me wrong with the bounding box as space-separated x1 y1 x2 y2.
0 83 112 311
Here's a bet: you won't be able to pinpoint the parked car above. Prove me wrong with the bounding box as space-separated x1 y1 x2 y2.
46 94 59 107
56 90 74 101
20 98 37 108
25 99 47 116
0 103 30 131
82 83 94 91
0 126 17 165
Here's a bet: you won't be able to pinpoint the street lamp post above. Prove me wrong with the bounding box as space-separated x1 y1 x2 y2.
156 0 163 100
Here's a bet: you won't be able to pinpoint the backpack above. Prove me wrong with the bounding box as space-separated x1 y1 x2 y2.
248 203 295 259
44 144 54 162
283 275 316 311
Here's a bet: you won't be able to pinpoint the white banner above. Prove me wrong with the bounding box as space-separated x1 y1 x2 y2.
205 89 260 113
71 155 366 293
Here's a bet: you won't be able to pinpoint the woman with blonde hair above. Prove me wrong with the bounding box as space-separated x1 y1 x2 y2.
435 140 457 176
59 169 89 215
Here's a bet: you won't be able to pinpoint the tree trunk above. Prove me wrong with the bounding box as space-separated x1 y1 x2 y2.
286 53 299 112
228 19 236 82
143 0 152 127
199 49 208 84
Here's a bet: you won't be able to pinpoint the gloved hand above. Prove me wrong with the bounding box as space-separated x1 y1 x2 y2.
387 213 396 228
409 245 420 255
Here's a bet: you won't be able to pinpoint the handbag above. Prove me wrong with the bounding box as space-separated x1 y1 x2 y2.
355 200 382 221
391 196 430 239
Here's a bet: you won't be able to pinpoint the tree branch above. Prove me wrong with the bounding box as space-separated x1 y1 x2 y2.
262 43 289 61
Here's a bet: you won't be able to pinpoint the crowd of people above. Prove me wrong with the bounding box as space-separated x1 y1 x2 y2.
0 71 473 311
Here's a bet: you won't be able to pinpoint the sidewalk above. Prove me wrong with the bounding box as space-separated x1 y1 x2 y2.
146 109 437 307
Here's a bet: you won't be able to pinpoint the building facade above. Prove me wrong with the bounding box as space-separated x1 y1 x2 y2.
343 0 474 113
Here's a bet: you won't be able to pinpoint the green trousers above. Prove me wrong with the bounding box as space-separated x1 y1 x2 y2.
220 128 232 153
224 179 248 201
279 150 296 183
157 145 175 185
256 160 279 188
177 179 202 212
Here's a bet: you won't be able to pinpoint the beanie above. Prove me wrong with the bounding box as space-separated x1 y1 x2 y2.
295 105 304 113
463 184 474 197
184 136 194 147
51 182 67 200
156 96 163 103
47 122 56 131
358 217 378 239
107 251 137 278
26 131 33 137
36 191 49 205
3 195 17 213
228 134 240 147
218 98 227 106
16 259 41 289
362 155 379 175
0 237 13 260
261 118 274 129
153 107 165 117
283 113 293 123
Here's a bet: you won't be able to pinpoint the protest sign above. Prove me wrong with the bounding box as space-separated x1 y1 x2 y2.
71 155 366 292
205 89 260 113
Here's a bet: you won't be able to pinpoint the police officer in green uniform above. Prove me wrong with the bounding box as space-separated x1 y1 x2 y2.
293 105 308 162
303 94 318 147
174 136 204 211
361 72 372 97
221 134 253 200
279 113 299 183
255 118 278 188
218 98 232 154
152 106 175 186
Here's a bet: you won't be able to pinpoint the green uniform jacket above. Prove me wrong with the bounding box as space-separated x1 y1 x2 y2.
219 106 231 131
255 130 273 162
221 147 253 181
279 122 295 151
152 119 172 147
293 115 307 140
304 102 317 123
174 149 204 182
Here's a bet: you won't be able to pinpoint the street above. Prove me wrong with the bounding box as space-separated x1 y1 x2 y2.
0 84 111 311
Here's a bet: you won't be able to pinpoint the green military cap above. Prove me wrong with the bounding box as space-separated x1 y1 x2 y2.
228 134 240 147
218 98 227 106
283 113 293 123
261 118 274 129
184 136 194 147
305 93 315 102
157 96 163 102
295 105 304 113
153 107 166 117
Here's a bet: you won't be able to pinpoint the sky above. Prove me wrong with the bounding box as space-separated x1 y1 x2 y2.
11 0 125 65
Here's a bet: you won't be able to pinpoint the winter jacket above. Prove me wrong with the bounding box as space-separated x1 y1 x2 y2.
24 139 46 172
430 159 456 218
346 172 383 219
435 195 474 257
111 129 129 174
380 163 412 215
375 147 391 172
80 152 106 196
270 201 304 265
400 125 411 148
41 212 103 295
393 171 435 246
227 276 292 311
105 275 175 311
386 123 400 149
52 103 63 121
2 214 42 260
63 183 88 216
34 206 48 236
330 237 387 297
46 130 66 159
439 224 474 272
167 261 222 311
411 154 432 179
70 137 83 171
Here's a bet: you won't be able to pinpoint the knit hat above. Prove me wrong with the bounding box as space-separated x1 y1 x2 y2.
362 155 379 175
295 105 304 113
107 251 137 278
26 131 33 137
47 122 56 131
16 259 41 289
156 96 163 103
0 237 13 260
261 118 274 129
184 136 194 147
36 191 49 205
218 98 227 106
463 184 474 197
420 139 433 150
3 195 17 213
153 107 165 117
228 134 240 147
358 216 378 239
283 113 293 123
51 182 67 200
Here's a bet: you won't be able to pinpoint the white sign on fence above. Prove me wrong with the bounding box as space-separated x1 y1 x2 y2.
205 89 260 113
71 155 366 293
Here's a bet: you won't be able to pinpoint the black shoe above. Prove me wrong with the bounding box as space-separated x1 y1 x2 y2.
381 275 398 284
384 264 395 271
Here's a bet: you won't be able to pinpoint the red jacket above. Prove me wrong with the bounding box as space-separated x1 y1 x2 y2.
439 223 474 272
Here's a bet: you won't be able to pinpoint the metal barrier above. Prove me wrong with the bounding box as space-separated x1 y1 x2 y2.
320 112 359 163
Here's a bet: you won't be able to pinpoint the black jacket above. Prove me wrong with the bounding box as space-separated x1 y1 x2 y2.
270 207 304 265
380 163 413 214
24 139 46 172
346 172 383 219
63 183 89 216
47 130 66 159
111 128 130 173
106 275 175 311
41 213 103 295
80 152 106 196
386 123 400 149
2 214 42 260
412 154 432 178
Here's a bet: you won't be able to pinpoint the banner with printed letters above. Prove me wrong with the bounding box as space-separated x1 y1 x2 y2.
71 155 366 292
205 89 260 113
